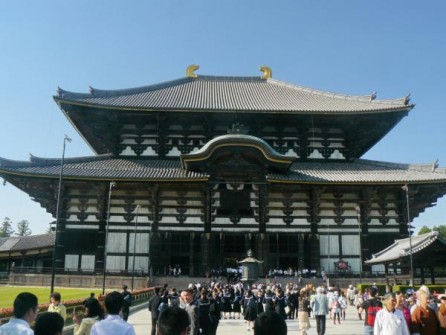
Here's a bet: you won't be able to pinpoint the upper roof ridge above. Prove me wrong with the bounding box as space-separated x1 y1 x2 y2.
356 159 446 173
267 78 411 105
55 74 413 107
28 153 114 166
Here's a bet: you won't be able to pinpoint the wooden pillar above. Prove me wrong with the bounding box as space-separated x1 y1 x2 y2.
189 233 194 276
256 233 267 276
298 234 305 269
309 235 320 272
202 234 210 277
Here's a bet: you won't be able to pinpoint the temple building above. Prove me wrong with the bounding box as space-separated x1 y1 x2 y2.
1 65 446 277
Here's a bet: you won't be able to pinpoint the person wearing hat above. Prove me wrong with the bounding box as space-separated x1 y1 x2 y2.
359 286 383 335
373 292 409 335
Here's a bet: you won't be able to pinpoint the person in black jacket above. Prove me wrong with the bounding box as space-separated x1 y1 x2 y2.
148 287 162 335
121 285 132 321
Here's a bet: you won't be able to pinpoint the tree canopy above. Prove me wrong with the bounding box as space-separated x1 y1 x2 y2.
418 225 446 239
16 219 32 236
0 217 15 237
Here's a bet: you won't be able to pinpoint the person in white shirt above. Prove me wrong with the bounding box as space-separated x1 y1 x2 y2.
0 292 39 335
374 292 409 335
91 291 136 335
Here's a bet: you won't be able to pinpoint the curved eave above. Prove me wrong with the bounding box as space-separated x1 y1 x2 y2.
54 96 414 115
181 134 294 172
365 232 446 265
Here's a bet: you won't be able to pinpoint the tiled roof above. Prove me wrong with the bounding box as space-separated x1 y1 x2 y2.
0 154 208 181
55 75 413 114
365 231 446 265
0 234 54 252
1 155 445 184
271 159 446 184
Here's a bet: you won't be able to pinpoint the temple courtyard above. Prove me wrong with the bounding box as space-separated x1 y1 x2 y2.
128 303 364 335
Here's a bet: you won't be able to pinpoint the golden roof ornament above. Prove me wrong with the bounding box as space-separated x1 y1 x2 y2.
186 64 199 78
259 66 272 79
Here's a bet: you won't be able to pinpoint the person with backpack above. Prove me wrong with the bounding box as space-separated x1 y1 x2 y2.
374 293 409 335
359 286 383 335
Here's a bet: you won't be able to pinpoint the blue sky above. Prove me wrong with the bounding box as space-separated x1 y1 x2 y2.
0 1 445 234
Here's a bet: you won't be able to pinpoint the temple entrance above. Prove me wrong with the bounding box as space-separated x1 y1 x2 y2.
170 256 189 275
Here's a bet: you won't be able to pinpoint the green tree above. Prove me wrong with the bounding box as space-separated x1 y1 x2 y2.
16 219 32 236
0 217 14 237
417 225 446 239
433 225 446 239
418 226 432 235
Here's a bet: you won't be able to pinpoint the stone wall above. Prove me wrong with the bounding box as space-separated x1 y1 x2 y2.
8 273 149 289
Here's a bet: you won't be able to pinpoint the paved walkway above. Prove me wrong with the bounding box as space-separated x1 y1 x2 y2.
129 304 365 335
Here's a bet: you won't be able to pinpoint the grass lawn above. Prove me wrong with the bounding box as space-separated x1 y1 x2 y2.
0 286 106 309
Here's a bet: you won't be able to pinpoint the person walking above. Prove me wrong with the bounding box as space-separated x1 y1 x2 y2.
208 290 221 335
310 287 329 335
148 287 162 335
197 290 212 335
297 290 311 335
359 286 382 335
330 291 341 325
374 293 409 335
180 288 199 335
354 289 364 320
121 285 132 322
273 289 287 320
244 290 258 332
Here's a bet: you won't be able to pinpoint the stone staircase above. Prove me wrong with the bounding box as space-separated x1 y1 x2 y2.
148 275 375 290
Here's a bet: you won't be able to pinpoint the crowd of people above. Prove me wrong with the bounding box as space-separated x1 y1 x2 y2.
167 266 182 277
147 280 446 335
3 280 446 335
0 285 134 335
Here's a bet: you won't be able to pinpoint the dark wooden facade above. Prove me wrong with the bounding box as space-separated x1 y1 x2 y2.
1 66 446 277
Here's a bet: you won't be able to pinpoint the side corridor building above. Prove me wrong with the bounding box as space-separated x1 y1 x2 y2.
1 66 446 277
